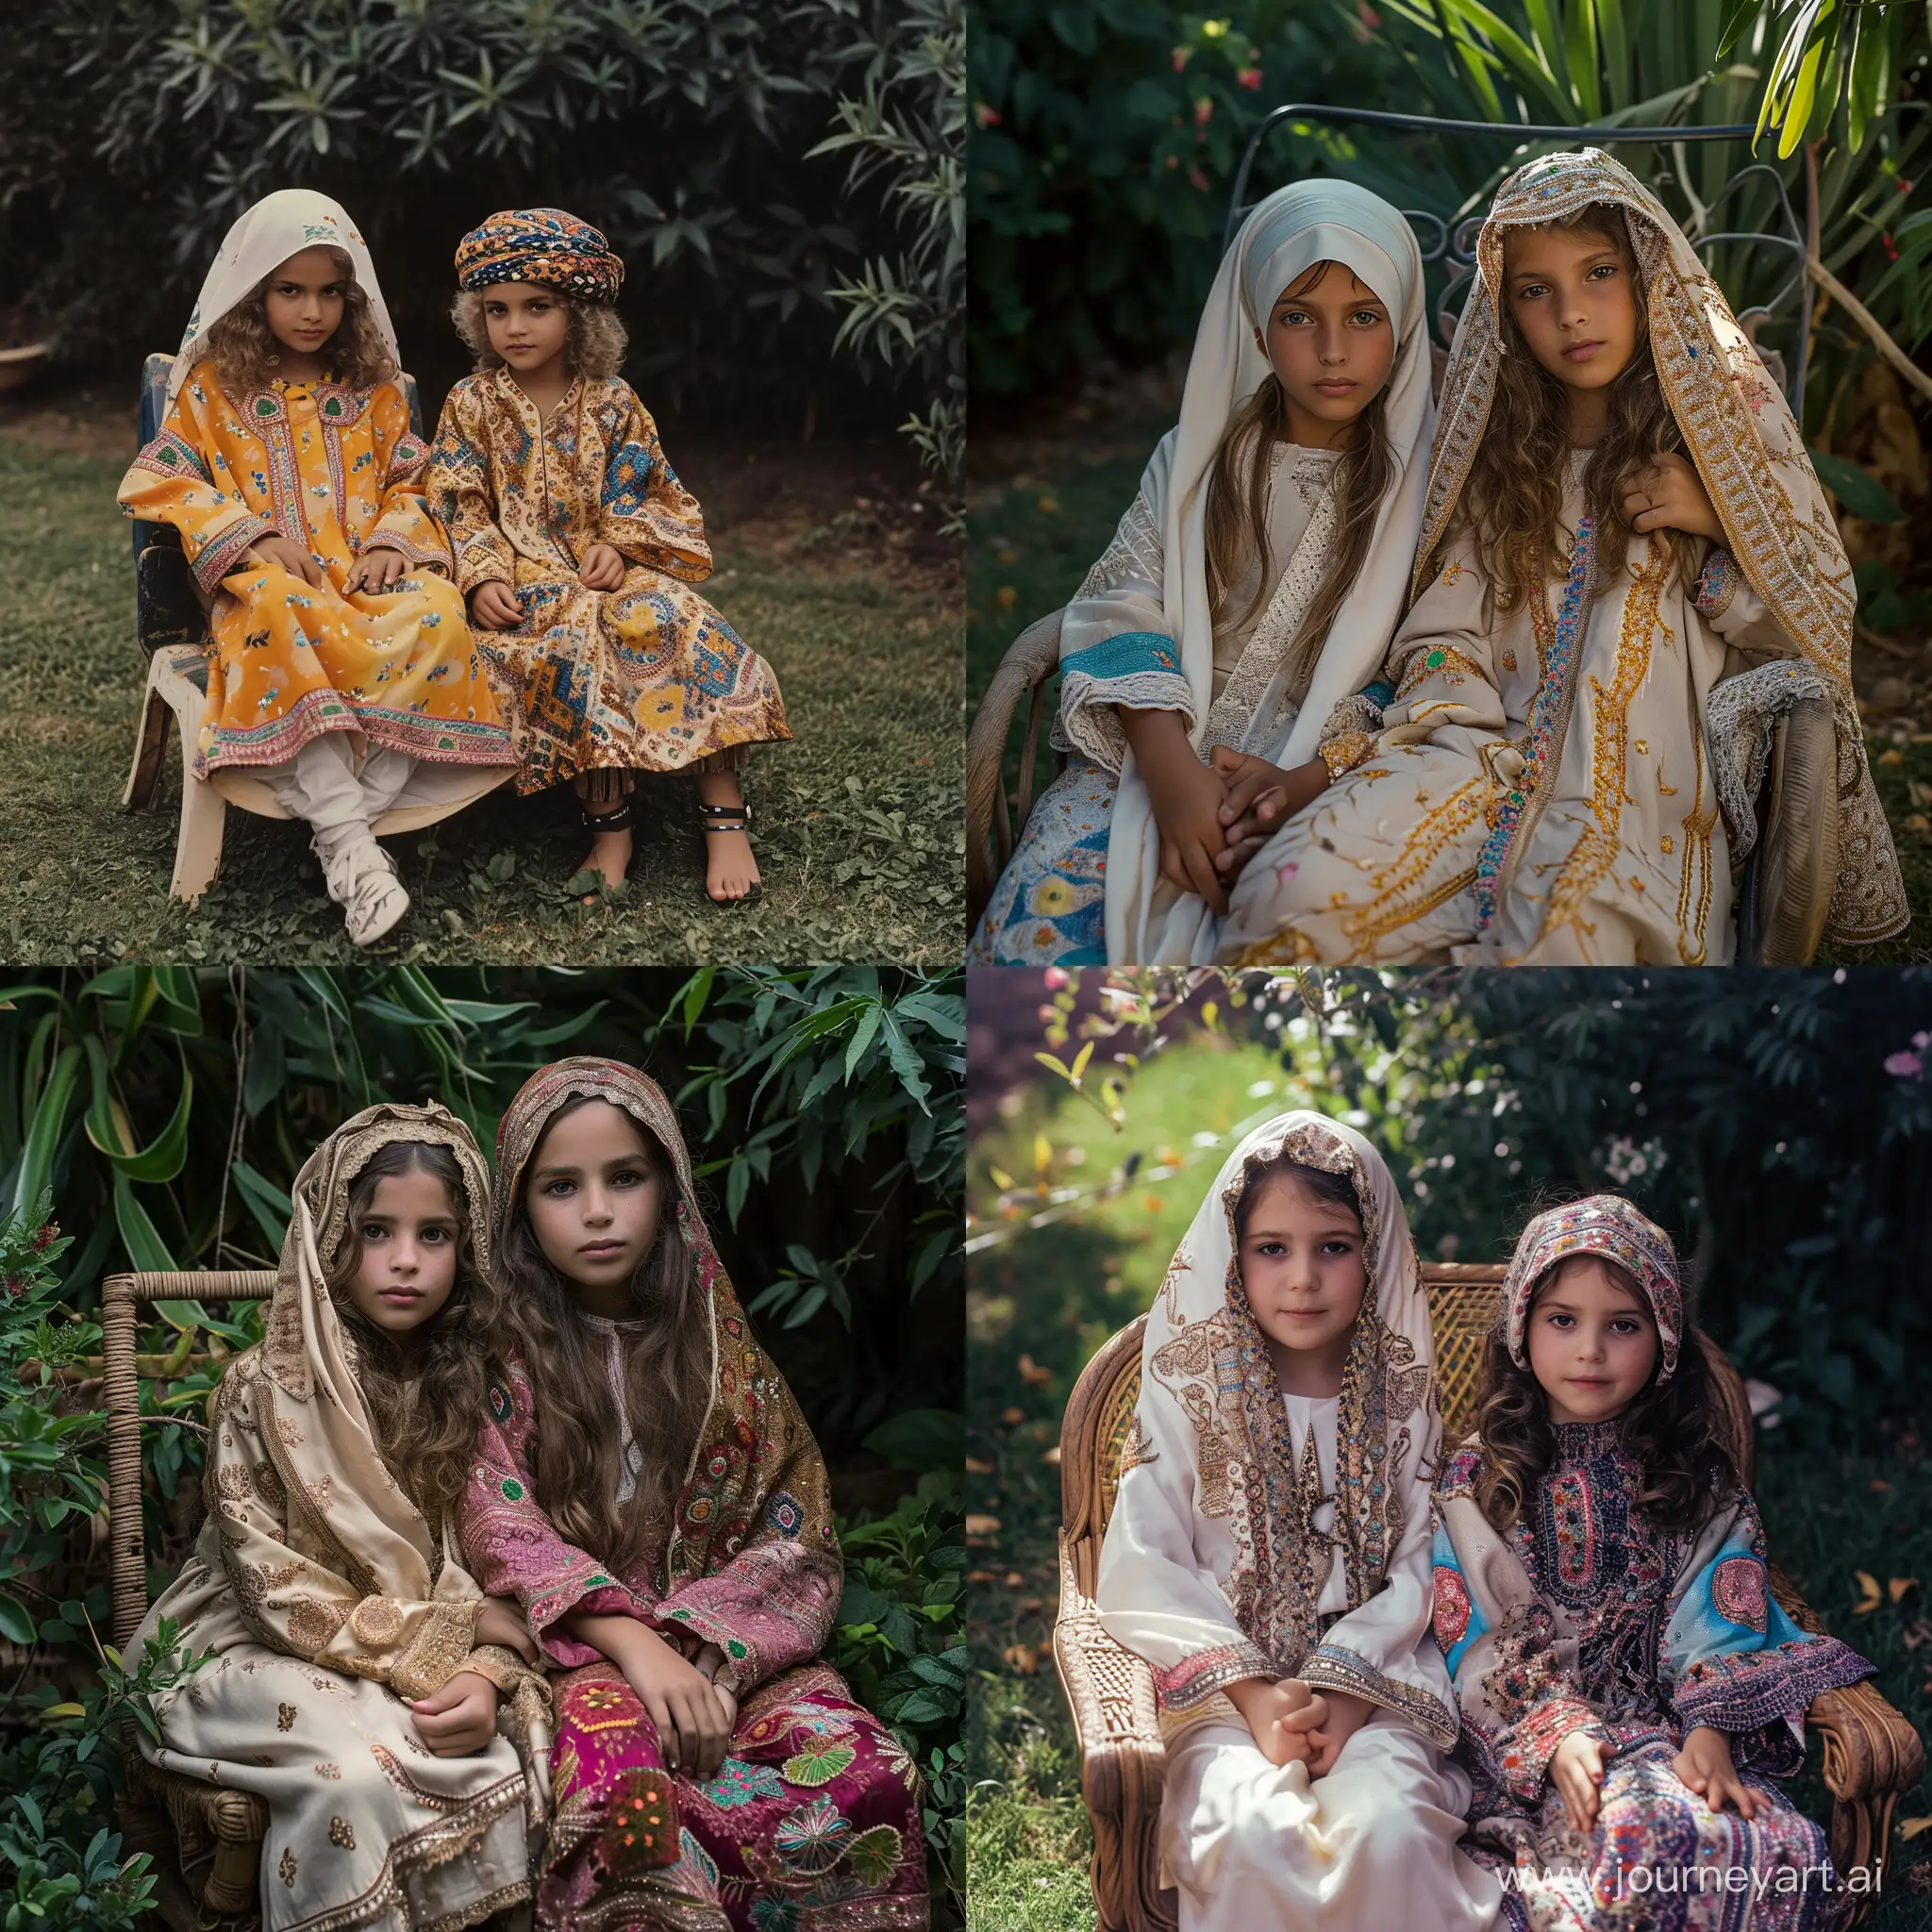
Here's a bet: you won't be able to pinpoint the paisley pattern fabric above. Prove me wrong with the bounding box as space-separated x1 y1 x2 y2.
456 207 625 303
119 362 513 778
541 1660 925 1931
1433 1424 1872 1930
968 755 1114 966
427 370 791 792
1503 1194 1686 1380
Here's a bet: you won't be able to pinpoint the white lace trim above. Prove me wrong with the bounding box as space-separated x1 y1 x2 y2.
1074 491 1164 602
1054 668 1194 773
1704 658 1830 858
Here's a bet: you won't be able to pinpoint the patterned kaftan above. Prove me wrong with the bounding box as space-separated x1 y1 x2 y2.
133 1348 541 1932
1432 1424 1873 1931
460 1350 927 1932
117 361 512 779
1224 455 1804 966
972 441 1341 966
426 370 791 793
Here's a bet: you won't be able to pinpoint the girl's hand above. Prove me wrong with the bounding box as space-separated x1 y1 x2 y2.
691 1641 741 1740
1224 1675 1328 1769
475 1596 540 1665
409 1670 500 1757
578 1617 730 1778
1674 1724 1760 1820
1302 1687 1374 1777
242 532 323 587
579 541 627 591
1550 1729 1612 1832
469 579 525 629
1622 453 1724 542
1207 747 1330 878
1122 708 1231 914
345 545 409 594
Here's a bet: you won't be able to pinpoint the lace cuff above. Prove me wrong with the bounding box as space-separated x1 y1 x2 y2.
1051 630 1193 774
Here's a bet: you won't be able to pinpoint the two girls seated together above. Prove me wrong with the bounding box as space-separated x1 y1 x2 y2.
119 192 789 945
1097 1109 1873 1932
974 149 1909 968
132 1060 928 1932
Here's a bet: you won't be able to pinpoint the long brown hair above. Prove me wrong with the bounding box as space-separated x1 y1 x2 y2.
325 1141 497 1524
489 1096 711 1574
206 244 397 396
1205 260 1396 692
1450 202 1699 608
1474 1255 1736 1536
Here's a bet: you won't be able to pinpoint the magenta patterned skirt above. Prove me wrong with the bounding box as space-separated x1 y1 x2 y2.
541 1658 929 1930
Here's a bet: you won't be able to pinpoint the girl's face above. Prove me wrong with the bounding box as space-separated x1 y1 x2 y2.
482 281 571 377
1503 223 1639 396
342 1167 460 1338
1238 1170 1368 1384
525 1100 665 1312
263 247 349 362
1525 1255 1659 1424
1258 260 1395 447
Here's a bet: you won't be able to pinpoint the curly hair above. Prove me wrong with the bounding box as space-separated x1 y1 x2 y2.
325 1141 501 1525
1442 201 1700 610
1473 1253 1737 1537
481 1096 710 1574
1205 263 1396 698
450 288 628 380
206 245 396 396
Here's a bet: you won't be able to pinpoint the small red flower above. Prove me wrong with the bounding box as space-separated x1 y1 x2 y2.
1172 47 1190 73
1884 232 1900 261
1194 96 1213 126
1237 67 1263 90
1190 166 1210 192
1901 178 1915 195
974 102 1001 129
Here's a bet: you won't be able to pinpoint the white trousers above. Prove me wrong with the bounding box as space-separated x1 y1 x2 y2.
262 734 414 862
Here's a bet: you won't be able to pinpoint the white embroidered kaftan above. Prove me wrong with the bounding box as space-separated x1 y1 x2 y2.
1095 1111 1501 1932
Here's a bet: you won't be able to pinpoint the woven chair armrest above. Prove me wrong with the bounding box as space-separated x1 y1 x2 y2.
1807 1678 1924 1805
128 1750 269 1842
965 608 1066 924
1054 1529 1165 1821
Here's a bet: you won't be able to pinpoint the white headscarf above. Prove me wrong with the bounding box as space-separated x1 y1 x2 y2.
167 189 399 409
1106 180 1438 963
1096 1111 1457 1748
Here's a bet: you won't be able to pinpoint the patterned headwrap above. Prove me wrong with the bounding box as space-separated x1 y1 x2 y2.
489 1058 838 1603
455 208 625 304
1417 147 1905 945
1503 1192 1684 1381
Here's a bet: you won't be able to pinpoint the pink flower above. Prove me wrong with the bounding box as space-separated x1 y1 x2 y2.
1172 47 1190 72
1884 1050 1924 1078
31 1222 57 1250
1914 1030 1929 1049
1190 166 1209 191
1042 968 1071 991
974 102 1002 128
1237 67 1263 90
1359 2 1381 23
1883 232 1900 262
1194 96 1213 125
1276 860 1300 884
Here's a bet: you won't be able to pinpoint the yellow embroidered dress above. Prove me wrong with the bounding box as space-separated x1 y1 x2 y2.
118 361 514 778
427 369 791 792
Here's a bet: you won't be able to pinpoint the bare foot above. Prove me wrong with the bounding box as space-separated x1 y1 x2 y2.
579 818 632 892
697 774 762 904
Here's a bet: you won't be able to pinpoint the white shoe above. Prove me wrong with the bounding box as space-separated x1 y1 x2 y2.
315 835 410 947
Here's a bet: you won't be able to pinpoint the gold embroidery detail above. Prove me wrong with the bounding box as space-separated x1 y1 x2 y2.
329 1816 356 1850
349 1595 406 1647
279 1846 297 1887
276 1702 297 1732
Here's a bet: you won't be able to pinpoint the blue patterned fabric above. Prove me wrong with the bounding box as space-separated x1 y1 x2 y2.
970 758 1117 966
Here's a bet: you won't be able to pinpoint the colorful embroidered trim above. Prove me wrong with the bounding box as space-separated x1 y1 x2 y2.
1058 630 1183 683
1672 1634 1871 1733
1301 1641 1458 1749
1151 1640 1271 1712
1695 545 1744 621
1471 518 1594 931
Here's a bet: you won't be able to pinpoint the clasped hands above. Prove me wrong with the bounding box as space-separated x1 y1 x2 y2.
470 541 626 629
1225 1676 1374 1777
1548 1724 1758 1834
408 1593 538 1757
1141 732 1315 916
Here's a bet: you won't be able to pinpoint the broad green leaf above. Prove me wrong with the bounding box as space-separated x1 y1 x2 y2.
230 1161 293 1253
13 1045 82 1219
111 1172 179 1274
1809 448 1905 522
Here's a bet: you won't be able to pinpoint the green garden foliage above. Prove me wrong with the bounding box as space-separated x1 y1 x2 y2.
0 966 965 1923
0 0 962 461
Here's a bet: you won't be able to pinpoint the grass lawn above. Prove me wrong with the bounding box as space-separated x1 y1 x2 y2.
965 1030 1932 1929
966 420 1932 966
0 432 962 965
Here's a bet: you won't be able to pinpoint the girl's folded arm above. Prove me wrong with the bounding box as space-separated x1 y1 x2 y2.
458 1370 655 1667
117 381 277 597
211 1366 483 1702
425 387 518 597
1691 546 1808 662
647 1382 842 1695
1372 542 1509 755
362 381 453 574
595 394 712 582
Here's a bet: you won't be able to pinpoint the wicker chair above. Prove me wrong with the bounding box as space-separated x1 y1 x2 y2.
1053 1261 1923 1932
104 1271 276 1932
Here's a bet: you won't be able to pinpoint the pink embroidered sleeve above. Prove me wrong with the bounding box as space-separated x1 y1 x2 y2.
458 1361 650 1668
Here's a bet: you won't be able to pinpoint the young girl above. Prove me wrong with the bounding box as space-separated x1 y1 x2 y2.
459 1058 926 1929
1433 1196 1873 1928
119 191 515 946
131 1103 551 1931
425 210 791 905
971 178 1439 966
1095 1111 1501 1932
1227 147 1907 965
